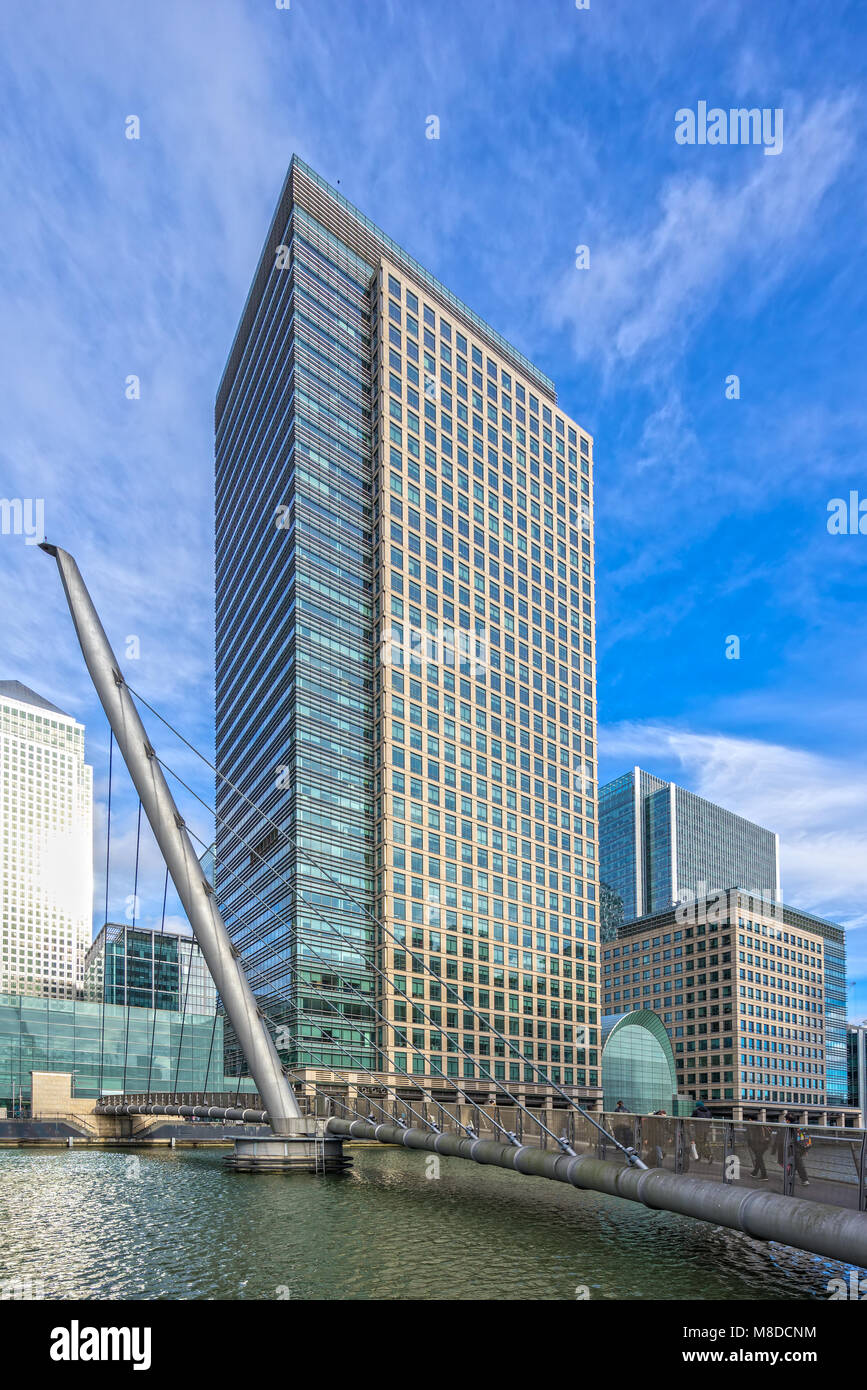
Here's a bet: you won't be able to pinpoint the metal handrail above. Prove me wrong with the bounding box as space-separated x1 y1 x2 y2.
1 1113 100 1135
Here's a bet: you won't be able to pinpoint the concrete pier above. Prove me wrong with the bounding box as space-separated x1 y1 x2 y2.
225 1132 350 1173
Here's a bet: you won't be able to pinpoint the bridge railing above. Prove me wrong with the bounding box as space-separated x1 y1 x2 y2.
121 1091 265 1110
599 1113 867 1211
86 1089 867 1211
315 1095 866 1210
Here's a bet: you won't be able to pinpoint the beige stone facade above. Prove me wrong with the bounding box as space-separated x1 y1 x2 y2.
603 889 854 1120
368 256 601 1104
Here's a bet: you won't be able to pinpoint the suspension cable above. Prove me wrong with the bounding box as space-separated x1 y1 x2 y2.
121 800 142 1098
146 867 170 1101
128 685 600 1108
184 822 509 1143
203 1007 220 1097
98 730 114 1096
176 782 554 1144
126 683 629 1160
172 913 195 1096
268 1031 446 1136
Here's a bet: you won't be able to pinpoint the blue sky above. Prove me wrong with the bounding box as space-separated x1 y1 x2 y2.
1 0 865 1014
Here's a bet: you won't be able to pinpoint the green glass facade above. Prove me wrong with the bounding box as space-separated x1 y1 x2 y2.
84 923 216 1017
598 768 666 933
601 1009 678 1114
99 929 181 1009
0 994 224 1107
600 767 780 936
848 1023 867 1114
215 161 378 1076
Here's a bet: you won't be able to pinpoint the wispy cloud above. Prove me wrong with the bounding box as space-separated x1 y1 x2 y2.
548 93 859 375
2 0 867 984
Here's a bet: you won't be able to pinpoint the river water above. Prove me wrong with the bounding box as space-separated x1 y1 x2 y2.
0 1145 848 1300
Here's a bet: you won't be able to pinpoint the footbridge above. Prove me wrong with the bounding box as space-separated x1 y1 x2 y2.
34 543 867 1272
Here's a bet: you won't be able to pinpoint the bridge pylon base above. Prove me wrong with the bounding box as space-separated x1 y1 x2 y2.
224 1133 350 1174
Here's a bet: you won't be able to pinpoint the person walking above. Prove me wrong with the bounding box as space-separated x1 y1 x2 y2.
746 1122 771 1180
786 1111 811 1186
611 1100 632 1150
691 1099 714 1163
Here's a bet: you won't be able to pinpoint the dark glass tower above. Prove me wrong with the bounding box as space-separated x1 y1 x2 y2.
599 766 780 937
215 160 378 1075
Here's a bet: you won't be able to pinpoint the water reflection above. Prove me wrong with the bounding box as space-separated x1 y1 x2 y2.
0 1145 849 1300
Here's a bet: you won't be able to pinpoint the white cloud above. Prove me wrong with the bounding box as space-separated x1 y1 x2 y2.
548 93 858 374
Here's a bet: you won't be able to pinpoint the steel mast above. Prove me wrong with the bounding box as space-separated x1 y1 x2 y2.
40 543 301 1135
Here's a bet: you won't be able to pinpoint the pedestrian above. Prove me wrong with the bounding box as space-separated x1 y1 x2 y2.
746 1122 771 1180
611 1100 632 1150
691 1099 713 1163
781 1111 811 1186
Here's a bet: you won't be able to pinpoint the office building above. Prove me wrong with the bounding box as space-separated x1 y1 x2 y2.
0 992 223 1109
215 157 599 1101
847 1022 867 1123
599 766 780 936
84 922 216 1016
0 681 93 1000
601 887 856 1122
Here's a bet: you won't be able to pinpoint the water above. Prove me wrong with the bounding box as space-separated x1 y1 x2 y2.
0 1145 849 1300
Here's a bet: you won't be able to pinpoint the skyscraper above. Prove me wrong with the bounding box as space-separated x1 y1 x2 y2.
84 922 217 1016
215 157 599 1101
847 1022 867 1122
599 766 779 935
0 681 93 999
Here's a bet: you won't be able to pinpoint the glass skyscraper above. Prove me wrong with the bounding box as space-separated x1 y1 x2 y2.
847 1022 867 1118
84 923 216 1017
599 766 780 937
215 157 599 1101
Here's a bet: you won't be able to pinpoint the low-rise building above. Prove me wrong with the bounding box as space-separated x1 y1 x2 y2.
0 992 224 1110
601 887 856 1123
600 1008 682 1114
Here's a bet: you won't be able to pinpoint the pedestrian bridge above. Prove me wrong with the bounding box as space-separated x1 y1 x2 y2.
94 1092 867 1213
29 542 867 1274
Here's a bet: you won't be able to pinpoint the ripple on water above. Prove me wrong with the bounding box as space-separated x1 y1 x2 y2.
0 1146 849 1300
